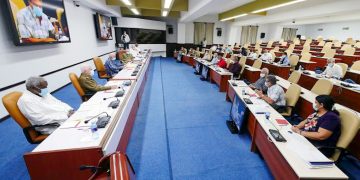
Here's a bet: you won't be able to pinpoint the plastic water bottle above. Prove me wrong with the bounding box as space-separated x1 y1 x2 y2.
242 88 246 95
90 121 99 140
298 65 303 72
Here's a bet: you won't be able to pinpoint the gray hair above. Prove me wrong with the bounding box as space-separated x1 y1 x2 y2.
327 58 335 63
80 64 91 73
261 68 269 75
267 75 277 85
26 76 45 90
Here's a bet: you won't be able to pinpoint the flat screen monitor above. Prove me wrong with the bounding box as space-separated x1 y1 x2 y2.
230 95 249 132
5 0 71 46
115 27 166 44
94 13 113 40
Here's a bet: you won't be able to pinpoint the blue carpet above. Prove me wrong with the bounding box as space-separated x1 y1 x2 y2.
0 57 359 179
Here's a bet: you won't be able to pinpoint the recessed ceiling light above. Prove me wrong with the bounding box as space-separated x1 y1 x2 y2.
162 10 169 17
121 0 132 6
221 13 248 21
164 0 173 9
130 8 140 15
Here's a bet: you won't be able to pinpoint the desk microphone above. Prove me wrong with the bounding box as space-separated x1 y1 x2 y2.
84 112 109 124
103 96 119 101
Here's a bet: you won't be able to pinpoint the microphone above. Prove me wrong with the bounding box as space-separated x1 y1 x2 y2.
103 96 119 101
108 97 120 109
84 112 109 124
115 88 125 97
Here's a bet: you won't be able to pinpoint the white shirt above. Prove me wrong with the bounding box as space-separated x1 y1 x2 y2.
323 64 343 79
211 57 219 64
248 52 258 59
17 6 55 39
210 46 217 51
17 90 73 134
267 84 286 106
129 48 139 57
121 34 130 43
260 53 272 62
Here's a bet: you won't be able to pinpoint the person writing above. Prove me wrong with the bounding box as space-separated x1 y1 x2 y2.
249 68 269 92
17 76 74 134
228 56 242 78
257 75 286 112
217 54 227 69
79 64 117 96
322 58 343 79
291 95 341 157
105 53 123 77
17 0 56 43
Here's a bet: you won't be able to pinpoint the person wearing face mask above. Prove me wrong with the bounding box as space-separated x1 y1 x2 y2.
105 53 124 77
211 53 219 64
79 64 118 96
291 95 341 157
279 52 290 65
247 49 258 60
16 0 56 43
322 58 343 79
257 75 286 112
260 49 273 62
17 76 74 134
228 56 242 78
250 68 269 92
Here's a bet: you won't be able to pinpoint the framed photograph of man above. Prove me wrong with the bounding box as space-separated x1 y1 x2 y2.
5 0 71 46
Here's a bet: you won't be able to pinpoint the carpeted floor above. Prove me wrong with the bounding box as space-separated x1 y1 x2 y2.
0 57 359 179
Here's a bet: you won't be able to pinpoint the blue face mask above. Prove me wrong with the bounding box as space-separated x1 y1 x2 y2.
32 6 43 17
39 88 49 97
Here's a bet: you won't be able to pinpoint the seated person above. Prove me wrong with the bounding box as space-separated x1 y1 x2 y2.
278 52 290 65
17 76 74 134
211 53 219 64
228 56 242 78
194 47 201 58
257 75 286 112
79 64 117 96
260 49 273 62
249 68 269 92
248 49 258 59
177 47 187 62
291 95 341 157
217 54 227 69
224 45 233 54
117 50 133 64
202 51 212 61
322 58 343 79
129 45 140 57
240 47 248 56
187 48 195 56
105 53 123 77
210 45 217 52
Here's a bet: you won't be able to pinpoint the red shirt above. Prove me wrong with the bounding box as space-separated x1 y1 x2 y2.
217 58 227 68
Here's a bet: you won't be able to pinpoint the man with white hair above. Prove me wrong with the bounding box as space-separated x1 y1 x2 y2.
78 64 117 96
260 49 272 62
17 76 74 134
105 53 123 77
250 68 269 92
322 58 343 79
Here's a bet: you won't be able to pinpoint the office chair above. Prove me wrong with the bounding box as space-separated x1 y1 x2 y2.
302 45 310 53
288 71 301 84
93 57 111 80
311 79 333 95
300 52 312 61
323 49 336 58
252 59 262 69
289 55 300 72
2 92 57 144
340 44 351 51
354 42 360 48
336 63 348 78
350 61 360 71
321 46 331 53
343 47 355 56
333 41 342 48
317 108 360 164
280 83 301 117
266 41 273 48
69 73 93 102
318 41 325 47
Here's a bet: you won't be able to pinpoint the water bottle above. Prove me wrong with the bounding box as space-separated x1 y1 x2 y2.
90 121 99 140
242 88 246 95
298 65 302 72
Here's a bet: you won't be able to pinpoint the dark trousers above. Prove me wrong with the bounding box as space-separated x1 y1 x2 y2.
124 43 129 49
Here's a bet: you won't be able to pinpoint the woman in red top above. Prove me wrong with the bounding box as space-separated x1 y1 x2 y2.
217 54 227 68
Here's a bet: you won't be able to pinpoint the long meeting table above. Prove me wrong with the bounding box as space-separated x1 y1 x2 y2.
24 50 152 180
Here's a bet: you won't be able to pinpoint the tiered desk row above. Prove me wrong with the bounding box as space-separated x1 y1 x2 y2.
24 50 152 180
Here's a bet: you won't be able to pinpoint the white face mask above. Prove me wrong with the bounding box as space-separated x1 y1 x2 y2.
328 63 334 67
313 103 318 111
260 73 265 78
90 70 94 77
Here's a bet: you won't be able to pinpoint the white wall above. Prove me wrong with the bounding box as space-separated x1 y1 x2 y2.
0 0 117 118
213 22 227 44
177 23 186 44
165 19 178 43
303 20 360 41
185 23 194 43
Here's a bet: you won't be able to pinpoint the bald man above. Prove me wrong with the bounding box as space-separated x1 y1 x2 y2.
78 64 117 96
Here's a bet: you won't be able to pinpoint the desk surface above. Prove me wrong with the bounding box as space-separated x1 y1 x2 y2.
229 81 348 179
32 51 152 153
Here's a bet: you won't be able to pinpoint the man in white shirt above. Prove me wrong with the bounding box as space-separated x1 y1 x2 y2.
260 50 272 62
257 75 286 112
121 31 130 49
18 76 74 134
322 58 343 79
248 49 258 59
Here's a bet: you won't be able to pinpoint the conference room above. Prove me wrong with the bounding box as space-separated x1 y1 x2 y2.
0 0 360 179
